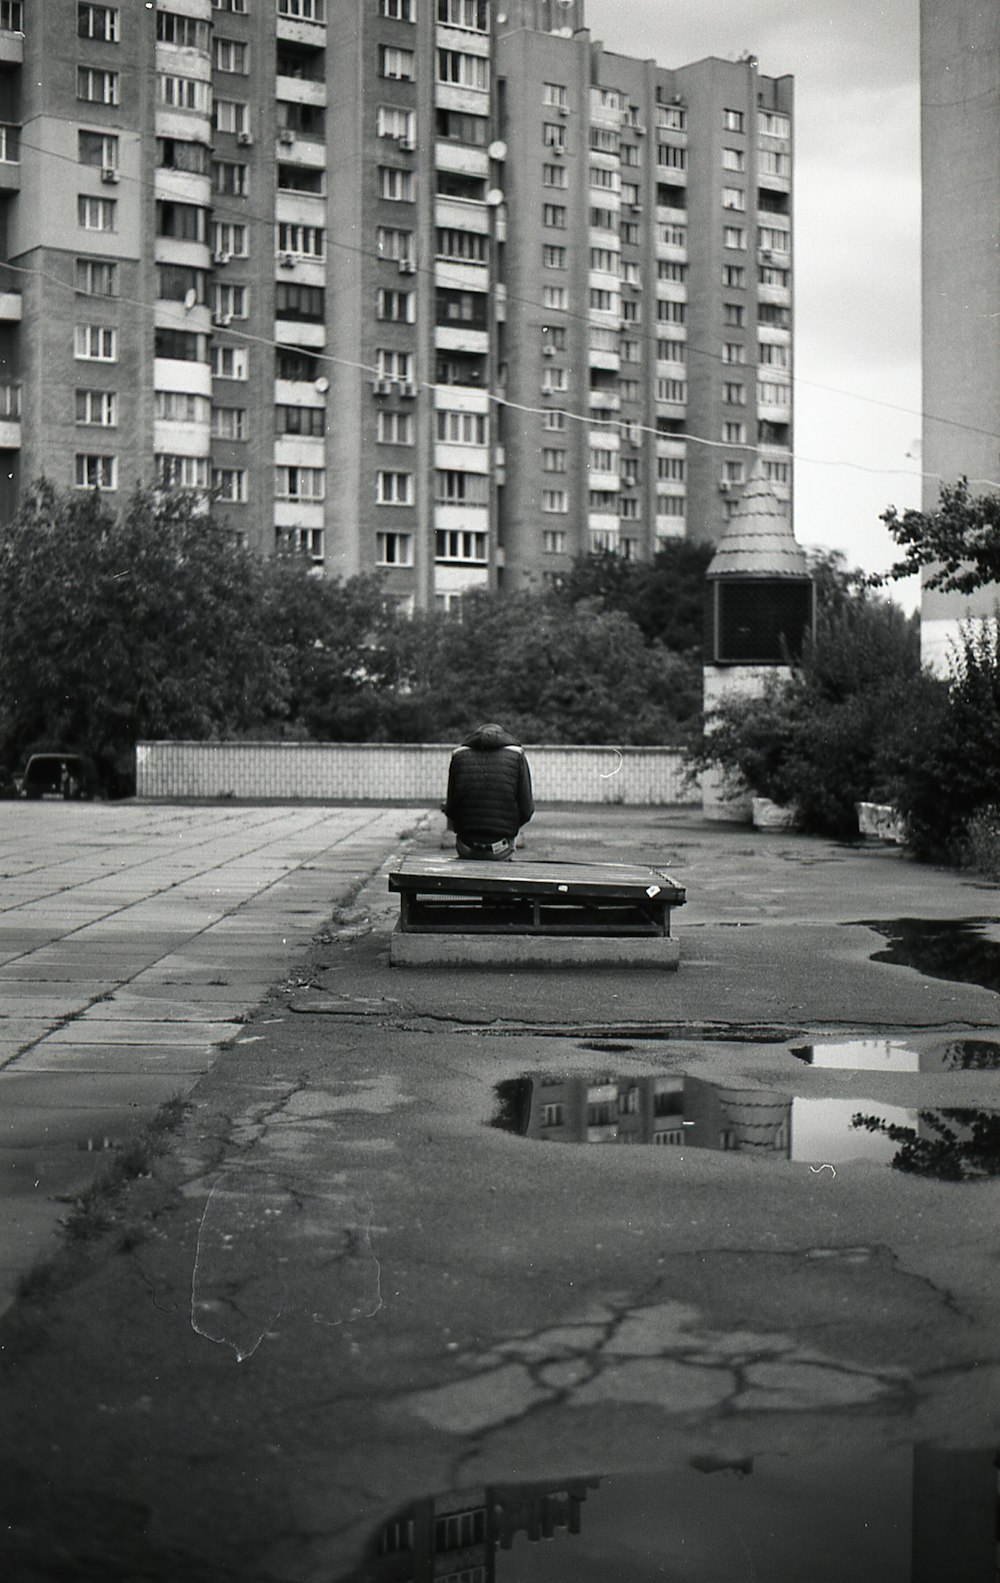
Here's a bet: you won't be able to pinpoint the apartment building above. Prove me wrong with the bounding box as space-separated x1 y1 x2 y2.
0 0 793 610
919 0 1000 672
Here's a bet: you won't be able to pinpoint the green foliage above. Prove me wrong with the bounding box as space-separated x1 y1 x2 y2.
551 541 715 654
878 477 1000 593
690 587 931 837
888 622 1000 860
0 481 284 790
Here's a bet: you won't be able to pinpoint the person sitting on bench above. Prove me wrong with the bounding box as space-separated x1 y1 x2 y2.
443 722 534 860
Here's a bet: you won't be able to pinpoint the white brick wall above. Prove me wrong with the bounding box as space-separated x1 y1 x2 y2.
135 741 699 806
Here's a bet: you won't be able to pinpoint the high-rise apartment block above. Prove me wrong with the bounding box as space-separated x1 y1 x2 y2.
1 0 793 609
919 0 1000 671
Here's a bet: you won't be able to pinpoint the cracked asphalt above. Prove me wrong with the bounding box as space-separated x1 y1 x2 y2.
1 804 1000 1581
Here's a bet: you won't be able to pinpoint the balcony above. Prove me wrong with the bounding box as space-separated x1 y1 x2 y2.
0 25 23 69
0 380 20 447
276 0 325 49
276 74 326 107
0 287 19 320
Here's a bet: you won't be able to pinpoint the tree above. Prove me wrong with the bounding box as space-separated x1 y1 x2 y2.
550 541 715 654
0 481 284 789
877 476 1000 593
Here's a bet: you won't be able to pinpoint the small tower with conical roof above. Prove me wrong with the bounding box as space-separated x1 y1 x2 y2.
702 463 814 821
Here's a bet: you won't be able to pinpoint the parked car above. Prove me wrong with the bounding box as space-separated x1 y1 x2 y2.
19 753 98 800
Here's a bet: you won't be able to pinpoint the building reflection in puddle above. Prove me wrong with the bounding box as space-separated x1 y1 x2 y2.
352 1445 999 1582
493 1074 1000 1176
791 1038 1000 1072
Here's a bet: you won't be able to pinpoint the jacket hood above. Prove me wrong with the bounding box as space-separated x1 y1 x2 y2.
462 722 520 750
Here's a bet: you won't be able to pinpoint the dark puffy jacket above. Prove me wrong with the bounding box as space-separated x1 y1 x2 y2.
444 723 534 847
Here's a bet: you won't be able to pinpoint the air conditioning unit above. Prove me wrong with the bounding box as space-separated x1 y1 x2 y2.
542 345 555 357
399 382 417 398
718 480 730 492
237 131 253 146
634 124 646 136
100 167 119 184
278 128 296 145
397 138 415 152
213 250 231 265
550 146 565 157
398 258 416 274
279 252 296 268
213 313 233 328
372 379 393 395
558 105 569 117
631 203 642 214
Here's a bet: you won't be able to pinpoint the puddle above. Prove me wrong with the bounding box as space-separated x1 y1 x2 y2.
859 918 1000 994
791 1037 1000 1072
345 1443 999 1582
493 1073 1000 1176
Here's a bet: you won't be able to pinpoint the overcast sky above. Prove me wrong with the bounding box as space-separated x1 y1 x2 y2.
585 0 923 608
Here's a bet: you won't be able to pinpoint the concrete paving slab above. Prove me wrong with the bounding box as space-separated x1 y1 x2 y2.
42 1019 243 1045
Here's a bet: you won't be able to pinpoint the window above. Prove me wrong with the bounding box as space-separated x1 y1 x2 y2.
656 377 686 403
723 303 746 328
275 346 320 380
657 144 686 169
542 489 567 513
78 130 118 168
437 50 488 90
656 300 686 324
277 223 325 258
657 456 685 480
77 67 119 105
0 0 23 26
590 207 616 231
656 495 685 516
376 470 412 505
380 46 415 80
156 10 209 47
589 288 616 312
380 166 415 201
76 260 118 302
543 529 566 554
376 349 413 381
542 163 568 189
75 452 116 489
658 260 687 282
722 147 745 172
759 110 791 138
759 264 791 287
590 127 618 154
759 379 791 405
722 264 746 288
759 342 790 368
722 186 745 211
542 448 566 472
78 4 119 41
542 285 567 310
723 108 745 132
759 226 790 254
723 381 746 404
275 465 326 501
590 247 619 274
437 0 489 27
377 287 415 322
376 105 415 141
657 223 686 247
158 137 211 174
589 167 619 192
724 226 747 250
277 0 325 17
214 37 248 72
158 75 211 112
619 496 640 520
75 324 117 361
377 226 414 263
589 447 613 472
722 342 746 365
542 81 567 108
620 341 640 363
214 99 249 135
723 420 746 444
156 391 210 423
213 0 248 12
656 103 686 131
275 404 324 438
436 107 489 144
542 410 565 430
436 409 487 444
542 122 566 149
656 338 685 362
435 470 488 505
381 0 415 17
377 531 413 565
276 282 325 321
436 228 487 264
213 467 248 502
213 283 249 320
435 529 487 562
156 327 208 362
158 262 207 303
213 221 249 257
759 303 791 328
759 149 791 178
213 160 249 197
764 459 791 483
212 344 249 379
377 410 414 444
157 454 210 489
543 203 566 228
76 389 117 426
542 245 566 270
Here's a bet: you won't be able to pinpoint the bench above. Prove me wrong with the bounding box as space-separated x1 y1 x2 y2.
387 855 686 967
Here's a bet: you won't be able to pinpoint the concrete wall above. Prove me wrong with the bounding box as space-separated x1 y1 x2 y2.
135 740 699 806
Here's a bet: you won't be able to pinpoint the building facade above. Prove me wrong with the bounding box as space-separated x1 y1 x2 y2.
919 0 1000 671
0 0 793 609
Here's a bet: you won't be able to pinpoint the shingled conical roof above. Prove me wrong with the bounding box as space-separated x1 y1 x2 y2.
706 461 810 581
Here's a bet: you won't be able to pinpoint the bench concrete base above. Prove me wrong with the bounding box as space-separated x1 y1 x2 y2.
390 927 680 970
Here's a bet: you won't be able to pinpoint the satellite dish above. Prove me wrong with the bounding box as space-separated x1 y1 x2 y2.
314 376 330 393
487 140 507 161
183 288 197 310
487 188 504 207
